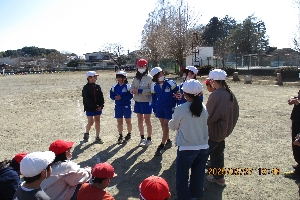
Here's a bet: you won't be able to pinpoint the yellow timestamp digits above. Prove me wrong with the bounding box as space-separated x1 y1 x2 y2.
207 168 253 176
207 167 281 176
257 167 280 175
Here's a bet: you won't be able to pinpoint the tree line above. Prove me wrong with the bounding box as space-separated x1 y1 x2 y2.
1 0 297 69
0 46 61 58
139 0 272 68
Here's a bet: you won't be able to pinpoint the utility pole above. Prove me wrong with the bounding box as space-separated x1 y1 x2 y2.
191 32 199 66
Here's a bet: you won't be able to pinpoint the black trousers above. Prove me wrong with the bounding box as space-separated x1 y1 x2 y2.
292 121 300 169
208 139 225 179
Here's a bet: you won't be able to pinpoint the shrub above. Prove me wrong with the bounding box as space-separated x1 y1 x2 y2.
198 65 214 76
223 67 236 76
274 67 299 80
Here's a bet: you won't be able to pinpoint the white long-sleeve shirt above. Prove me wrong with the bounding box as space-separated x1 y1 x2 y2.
168 102 209 148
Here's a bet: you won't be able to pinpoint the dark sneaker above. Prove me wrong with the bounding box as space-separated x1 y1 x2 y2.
117 136 123 144
164 140 172 150
83 133 89 141
206 175 226 186
95 137 104 144
155 146 165 156
123 134 131 143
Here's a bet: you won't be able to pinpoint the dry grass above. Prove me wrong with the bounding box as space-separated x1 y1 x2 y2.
1 71 300 199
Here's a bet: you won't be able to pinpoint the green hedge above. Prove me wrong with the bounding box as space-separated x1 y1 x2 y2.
274 67 300 80
223 67 236 76
198 65 213 76
197 65 236 76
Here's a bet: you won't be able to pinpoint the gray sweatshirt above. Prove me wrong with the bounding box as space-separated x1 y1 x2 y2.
130 75 153 102
169 102 209 147
206 88 239 142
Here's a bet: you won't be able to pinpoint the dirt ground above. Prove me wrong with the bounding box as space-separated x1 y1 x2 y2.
1 71 300 200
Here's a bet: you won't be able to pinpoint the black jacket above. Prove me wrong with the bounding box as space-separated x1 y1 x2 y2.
82 83 104 112
291 104 300 121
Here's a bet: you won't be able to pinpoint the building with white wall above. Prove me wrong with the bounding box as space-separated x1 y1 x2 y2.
185 47 213 66
84 52 113 66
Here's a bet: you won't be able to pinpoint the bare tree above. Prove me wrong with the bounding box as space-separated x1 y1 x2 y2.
293 0 300 52
100 43 124 55
99 43 126 67
46 52 67 69
140 0 200 69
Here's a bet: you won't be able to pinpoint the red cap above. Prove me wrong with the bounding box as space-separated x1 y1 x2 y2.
92 162 117 179
49 140 74 155
137 59 148 67
13 152 28 164
204 78 210 85
139 176 170 200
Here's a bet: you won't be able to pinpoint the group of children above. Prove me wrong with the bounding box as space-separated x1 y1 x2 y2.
81 58 239 199
83 59 208 156
0 140 171 200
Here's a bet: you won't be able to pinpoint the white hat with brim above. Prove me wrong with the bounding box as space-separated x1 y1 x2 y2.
150 67 162 77
208 69 227 80
86 71 99 77
20 151 55 177
186 66 198 74
116 70 127 77
182 79 203 95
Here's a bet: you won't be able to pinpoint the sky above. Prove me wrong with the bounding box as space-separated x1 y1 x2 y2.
0 0 299 57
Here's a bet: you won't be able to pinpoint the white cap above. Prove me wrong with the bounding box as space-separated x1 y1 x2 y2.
20 151 55 177
116 70 127 77
182 79 203 95
186 66 198 74
208 69 227 80
86 71 99 77
150 67 162 77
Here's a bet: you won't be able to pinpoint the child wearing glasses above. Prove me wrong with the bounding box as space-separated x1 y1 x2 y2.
82 71 105 143
110 70 133 144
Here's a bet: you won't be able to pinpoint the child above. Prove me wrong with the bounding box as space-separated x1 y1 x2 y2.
82 71 105 143
110 70 133 144
284 94 300 177
176 66 203 105
0 152 27 200
204 78 216 93
13 151 55 200
150 67 179 156
130 59 153 147
139 175 171 200
77 162 117 200
41 140 92 200
168 79 209 199
206 69 239 186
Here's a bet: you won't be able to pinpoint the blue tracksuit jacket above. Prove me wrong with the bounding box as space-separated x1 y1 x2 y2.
110 83 133 105
151 79 179 113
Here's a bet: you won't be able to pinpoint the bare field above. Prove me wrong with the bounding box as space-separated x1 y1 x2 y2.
0 71 300 200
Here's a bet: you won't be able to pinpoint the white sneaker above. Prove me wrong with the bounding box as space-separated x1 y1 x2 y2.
138 139 147 147
143 140 152 147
